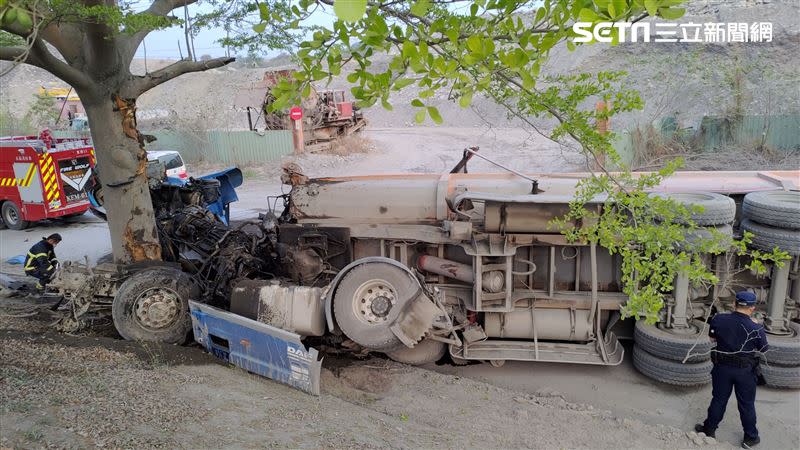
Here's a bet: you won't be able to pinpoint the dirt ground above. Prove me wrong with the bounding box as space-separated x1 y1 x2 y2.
0 297 715 449
1 127 798 449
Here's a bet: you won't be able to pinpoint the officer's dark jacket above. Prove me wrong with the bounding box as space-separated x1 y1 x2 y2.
23 240 57 273
709 312 769 356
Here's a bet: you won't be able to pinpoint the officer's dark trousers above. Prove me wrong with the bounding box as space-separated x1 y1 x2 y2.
704 363 759 439
25 266 54 287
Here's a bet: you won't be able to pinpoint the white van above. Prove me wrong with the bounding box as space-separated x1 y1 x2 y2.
147 150 188 179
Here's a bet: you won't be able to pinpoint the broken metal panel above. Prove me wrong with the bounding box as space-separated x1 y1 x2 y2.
290 177 441 224
458 335 625 366
189 301 322 396
229 280 326 337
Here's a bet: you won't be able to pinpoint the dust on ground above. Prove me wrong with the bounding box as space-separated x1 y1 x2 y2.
1 297 726 449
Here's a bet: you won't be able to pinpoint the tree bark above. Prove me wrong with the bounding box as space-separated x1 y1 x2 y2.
81 96 162 263
0 0 233 265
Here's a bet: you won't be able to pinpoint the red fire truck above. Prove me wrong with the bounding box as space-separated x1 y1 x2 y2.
0 131 95 230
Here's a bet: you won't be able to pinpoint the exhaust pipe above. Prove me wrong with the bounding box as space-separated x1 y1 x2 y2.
417 255 504 293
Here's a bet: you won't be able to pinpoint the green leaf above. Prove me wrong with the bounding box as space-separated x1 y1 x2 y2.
382 98 393 111
334 0 368 22
410 0 431 16
394 78 415 89
252 22 267 33
578 8 599 22
415 108 426 124
427 106 443 124
446 28 459 43
643 0 658 16
466 35 482 54
459 91 473 108
610 0 627 18
658 7 685 20
258 2 270 20
535 7 546 23
402 40 418 58
411 99 424 107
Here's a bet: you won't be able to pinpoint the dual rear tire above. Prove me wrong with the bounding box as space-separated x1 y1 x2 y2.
632 320 713 386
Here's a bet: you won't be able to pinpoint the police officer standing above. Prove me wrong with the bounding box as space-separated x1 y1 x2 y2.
23 233 62 289
695 291 768 448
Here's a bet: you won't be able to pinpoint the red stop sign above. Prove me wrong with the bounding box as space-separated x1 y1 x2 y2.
289 107 303 121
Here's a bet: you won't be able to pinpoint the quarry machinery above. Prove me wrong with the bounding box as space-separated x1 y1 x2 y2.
243 70 366 146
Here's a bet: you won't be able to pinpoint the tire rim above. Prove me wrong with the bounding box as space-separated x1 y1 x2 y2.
352 279 397 325
133 287 182 331
5 207 18 225
658 321 704 336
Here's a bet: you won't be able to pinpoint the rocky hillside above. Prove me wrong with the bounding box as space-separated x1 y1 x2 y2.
1 0 798 133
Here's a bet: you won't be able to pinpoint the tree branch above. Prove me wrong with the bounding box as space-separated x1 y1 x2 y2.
0 39 92 92
146 0 199 16
38 22 83 65
122 0 199 65
127 56 235 96
28 38 93 91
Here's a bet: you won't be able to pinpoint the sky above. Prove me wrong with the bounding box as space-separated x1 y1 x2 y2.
131 1 337 60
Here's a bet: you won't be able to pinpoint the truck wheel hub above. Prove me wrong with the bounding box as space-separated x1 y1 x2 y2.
134 288 181 330
353 280 396 324
371 296 391 316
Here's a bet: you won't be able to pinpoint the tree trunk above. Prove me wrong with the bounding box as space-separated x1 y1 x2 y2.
82 96 162 263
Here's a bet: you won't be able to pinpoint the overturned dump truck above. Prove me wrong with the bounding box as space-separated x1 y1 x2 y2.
50 159 800 394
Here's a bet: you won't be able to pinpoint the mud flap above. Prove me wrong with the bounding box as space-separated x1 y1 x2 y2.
189 301 322 395
389 294 441 348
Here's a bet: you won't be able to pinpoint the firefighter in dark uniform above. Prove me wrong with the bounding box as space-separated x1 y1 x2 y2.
23 233 62 289
695 291 768 449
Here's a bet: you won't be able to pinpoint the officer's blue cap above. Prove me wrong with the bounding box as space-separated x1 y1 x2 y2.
736 291 757 306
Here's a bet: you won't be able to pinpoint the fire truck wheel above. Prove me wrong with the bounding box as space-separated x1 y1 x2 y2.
386 338 446 365
761 363 800 389
650 192 736 226
333 262 418 352
1 201 29 230
632 344 712 386
112 267 198 345
634 319 713 362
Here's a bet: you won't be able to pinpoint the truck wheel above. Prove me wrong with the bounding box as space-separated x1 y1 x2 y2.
762 321 800 367
651 192 736 226
741 219 800 256
333 262 419 352
386 338 446 365
680 224 733 251
761 364 800 389
1 201 29 230
743 191 800 230
634 319 713 362
633 344 712 386
112 267 197 345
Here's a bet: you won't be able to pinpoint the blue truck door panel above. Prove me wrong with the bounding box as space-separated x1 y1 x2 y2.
189 301 322 395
